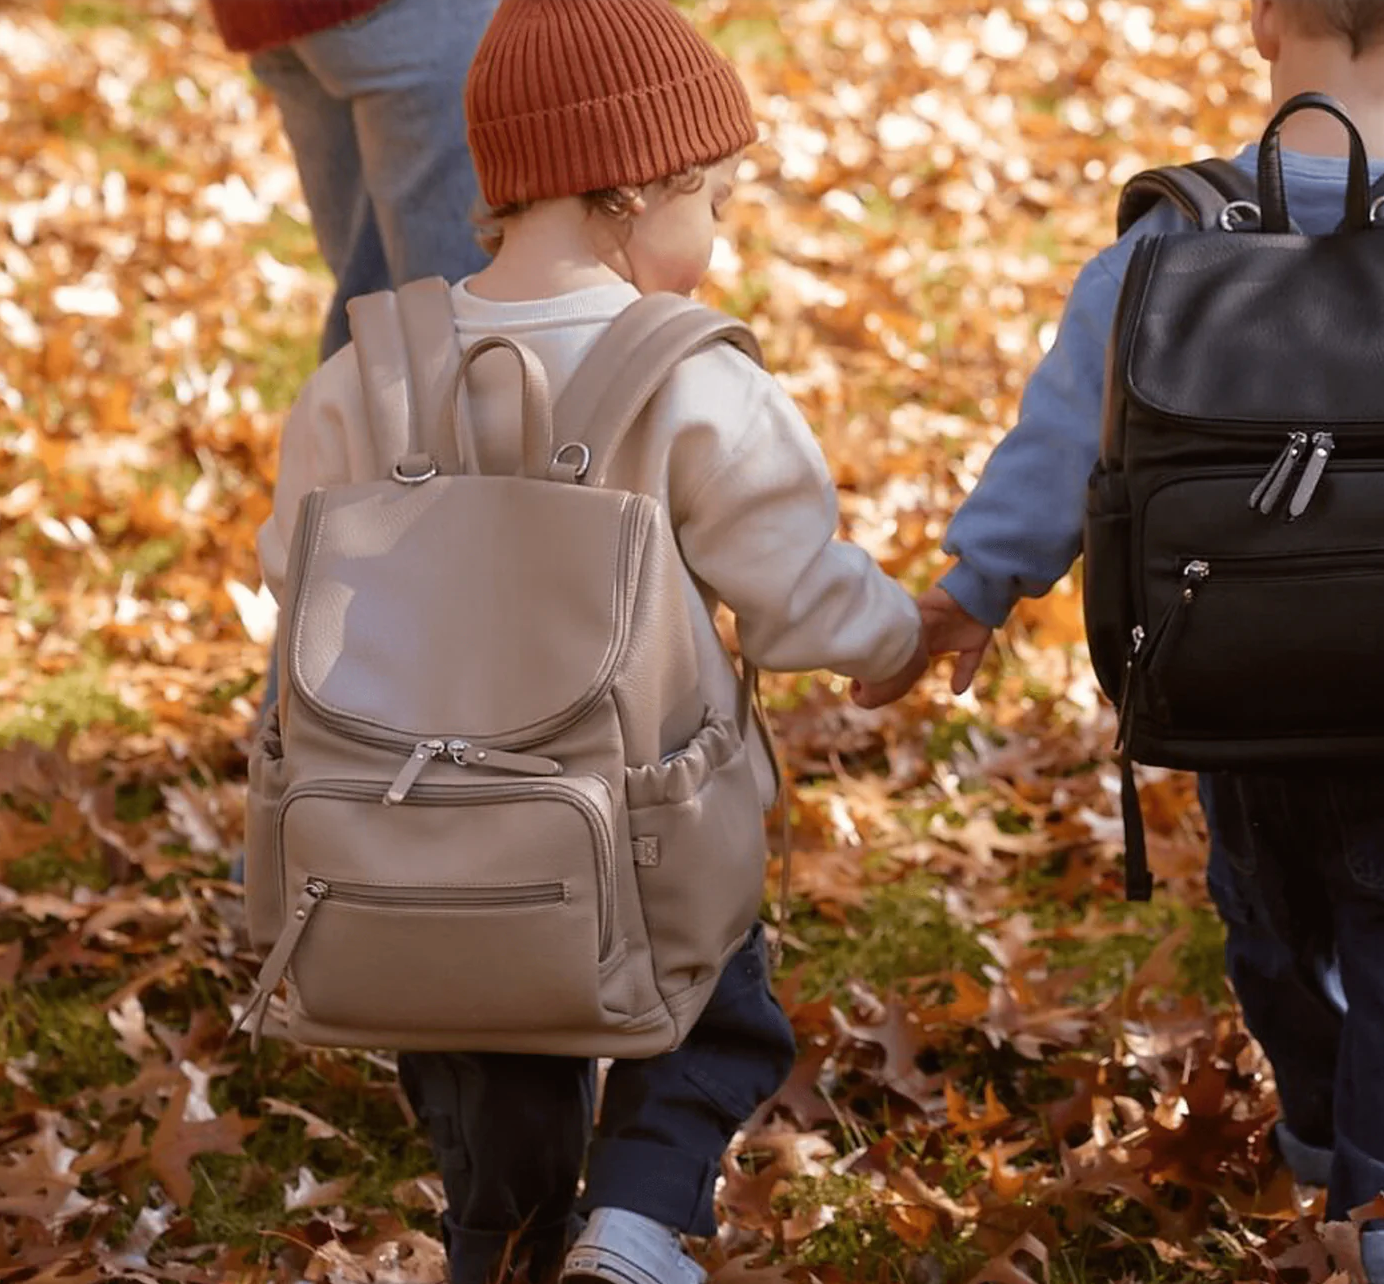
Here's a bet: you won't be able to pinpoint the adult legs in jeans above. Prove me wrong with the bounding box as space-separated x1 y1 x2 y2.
250 0 497 361
1200 771 1384 1280
398 926 797 1284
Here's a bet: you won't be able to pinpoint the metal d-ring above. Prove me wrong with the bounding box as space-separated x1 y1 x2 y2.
391 460 438 485
1371 196 1384 227
552 442 592 480
1218 200 1262 232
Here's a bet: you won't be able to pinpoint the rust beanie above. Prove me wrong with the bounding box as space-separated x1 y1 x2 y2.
466 0 757 209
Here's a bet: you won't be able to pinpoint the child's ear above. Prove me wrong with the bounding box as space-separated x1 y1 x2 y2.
1251 0 1283 62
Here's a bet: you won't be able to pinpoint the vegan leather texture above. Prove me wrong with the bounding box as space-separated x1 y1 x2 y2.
1083 94 1384 897
239 280 774 1057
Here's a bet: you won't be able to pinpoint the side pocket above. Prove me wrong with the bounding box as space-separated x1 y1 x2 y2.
1082 463 1134 704
627 712 767 1000
244 711 288 957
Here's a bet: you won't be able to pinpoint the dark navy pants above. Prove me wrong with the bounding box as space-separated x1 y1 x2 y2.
1200 770 1384 1257
397 925 796 1284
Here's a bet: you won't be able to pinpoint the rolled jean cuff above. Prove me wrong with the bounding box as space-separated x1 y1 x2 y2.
1365 1227 1384 1284
1276 1121 1335 1187
581 1137 719 1238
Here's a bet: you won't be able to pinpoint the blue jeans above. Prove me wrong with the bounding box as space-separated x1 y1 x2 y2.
397 926 796 1284
250 0 497 361
1201 770 1384 1279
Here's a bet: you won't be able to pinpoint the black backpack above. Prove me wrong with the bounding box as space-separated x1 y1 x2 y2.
1083 92 1384 900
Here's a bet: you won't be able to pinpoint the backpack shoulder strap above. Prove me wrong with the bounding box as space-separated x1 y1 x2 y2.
1116 159 1258 235
346 277 462 478
551 293 762 488
1339 169 1384 233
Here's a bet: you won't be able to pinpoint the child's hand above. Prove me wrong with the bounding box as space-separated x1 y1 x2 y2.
917 585 993 694
850 602 932 709
850 586 993 708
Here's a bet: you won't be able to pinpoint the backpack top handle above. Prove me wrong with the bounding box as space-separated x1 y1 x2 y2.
1257 91 1373 234
450 334 555 480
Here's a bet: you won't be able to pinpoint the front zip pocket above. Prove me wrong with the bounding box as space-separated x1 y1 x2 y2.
1133 549 1384 739
312 876 567 910
258 776 618 1040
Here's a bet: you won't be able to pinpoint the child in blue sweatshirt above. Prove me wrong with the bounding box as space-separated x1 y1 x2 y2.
859 0 1384 1271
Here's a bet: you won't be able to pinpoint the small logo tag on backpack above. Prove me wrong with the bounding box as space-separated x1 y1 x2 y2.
633 837 661 867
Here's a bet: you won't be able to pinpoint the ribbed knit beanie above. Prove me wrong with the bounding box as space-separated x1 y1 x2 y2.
466 0 757 209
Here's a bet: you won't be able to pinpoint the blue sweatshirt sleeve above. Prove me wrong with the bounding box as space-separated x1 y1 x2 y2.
936 210 1183 628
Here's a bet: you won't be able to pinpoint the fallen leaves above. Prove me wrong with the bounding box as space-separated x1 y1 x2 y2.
147 1079 257 1207
0 0 1366 1282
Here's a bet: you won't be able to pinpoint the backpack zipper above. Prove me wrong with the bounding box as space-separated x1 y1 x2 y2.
1248 431 1308 515
304 875 567 909
385 740 563 805
232 875 568 1049
275 777 617 961
1122 560 1209 730
1114 625 1145 753
1287 431 1335 520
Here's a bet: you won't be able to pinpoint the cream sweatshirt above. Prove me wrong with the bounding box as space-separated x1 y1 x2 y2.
258 281 920 797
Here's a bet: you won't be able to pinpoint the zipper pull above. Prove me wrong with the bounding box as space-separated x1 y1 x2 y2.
1287 431 1334 521
1138 558 1209 701
1250 431 1308 514
231 879 327 1051
1180 558 1210 599
1114 625 1145 753
446 740 563 776
384 740 445 805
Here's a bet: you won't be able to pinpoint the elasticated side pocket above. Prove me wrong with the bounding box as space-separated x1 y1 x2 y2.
627 712 767 1000
244 712 288 956
1082 464 1134 704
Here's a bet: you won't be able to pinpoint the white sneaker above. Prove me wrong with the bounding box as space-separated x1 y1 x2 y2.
559 1208 705 1284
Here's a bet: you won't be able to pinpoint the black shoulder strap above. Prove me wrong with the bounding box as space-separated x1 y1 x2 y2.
1116 159 1258 235
1338 169 1384 232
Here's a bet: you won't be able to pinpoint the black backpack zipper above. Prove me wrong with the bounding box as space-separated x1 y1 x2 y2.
1248 430 1335 518
1116 558 1210 746
1287 431 1335 520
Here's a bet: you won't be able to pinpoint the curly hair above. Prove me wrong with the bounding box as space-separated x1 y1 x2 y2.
473 167 709 256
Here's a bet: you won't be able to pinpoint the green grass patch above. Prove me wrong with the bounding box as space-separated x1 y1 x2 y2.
0 657 148 748
57 0 147 30
247 208 329 279
709 18 789 62
198 1045 435 1250
252 325 321 414
1 977 133 1105
1027 890 1228 1007
3 838 108 895
785 868 994 1000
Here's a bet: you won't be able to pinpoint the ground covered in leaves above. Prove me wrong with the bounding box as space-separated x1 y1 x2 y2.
1 1 1373 1281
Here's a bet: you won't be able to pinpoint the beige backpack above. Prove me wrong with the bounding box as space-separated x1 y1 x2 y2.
235 280 781 1057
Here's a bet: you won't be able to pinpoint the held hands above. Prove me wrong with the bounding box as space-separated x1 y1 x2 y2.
852 585 994 709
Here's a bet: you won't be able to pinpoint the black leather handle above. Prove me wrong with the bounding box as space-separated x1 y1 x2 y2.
1258 91 1372 233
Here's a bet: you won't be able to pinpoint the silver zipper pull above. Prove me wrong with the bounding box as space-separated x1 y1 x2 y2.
1115 625 1146 752
384 740 445 805
1287 431 1334 521
1181 559 1210 598
231 879 328 1051
447 740 563 776
1250 431 1308 514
